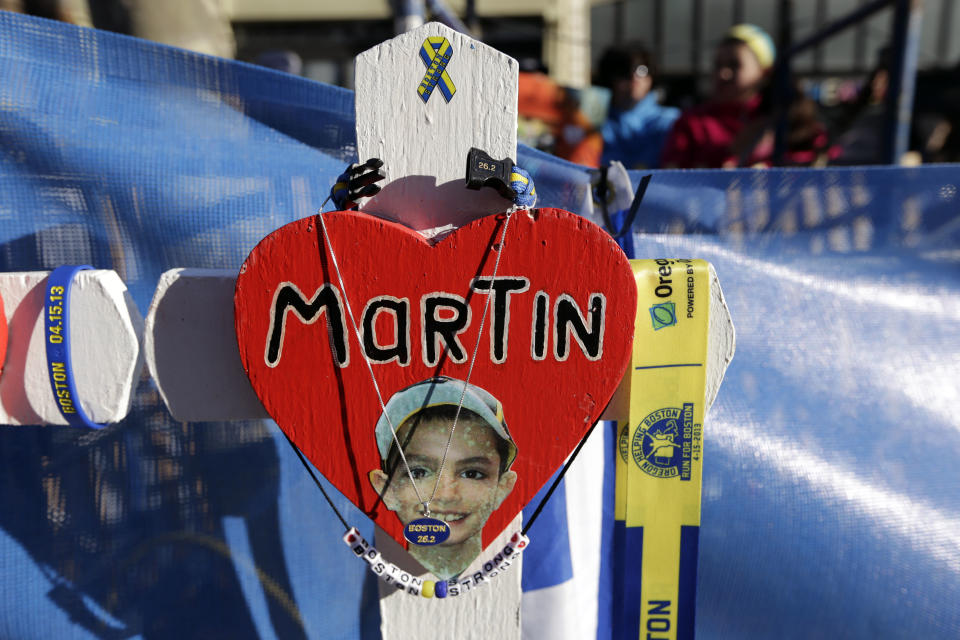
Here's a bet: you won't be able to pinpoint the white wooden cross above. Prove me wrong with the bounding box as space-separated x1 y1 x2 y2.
0 22 734 640
353 22 529 635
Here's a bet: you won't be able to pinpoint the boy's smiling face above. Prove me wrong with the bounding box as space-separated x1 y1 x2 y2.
369 415 517 548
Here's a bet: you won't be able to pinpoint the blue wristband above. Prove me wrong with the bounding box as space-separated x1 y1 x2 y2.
45 265 105 429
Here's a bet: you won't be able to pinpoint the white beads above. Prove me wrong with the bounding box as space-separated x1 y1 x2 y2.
445 531 529 597
342 528 424 596
342 527 530 598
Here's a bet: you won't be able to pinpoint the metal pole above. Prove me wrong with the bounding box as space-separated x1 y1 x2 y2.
466 0 477 32
394 0 424 35
615 0 626 45
937 0 953 64
653 0 664 70
883 0 923 164
854 0 868 71
814 0 827 73
773 0 794 164
733 0 745 24
786 0 892 57
692 0 703 77
424 0 471 35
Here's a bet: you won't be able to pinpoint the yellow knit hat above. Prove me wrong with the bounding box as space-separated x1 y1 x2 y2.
727 24 776 70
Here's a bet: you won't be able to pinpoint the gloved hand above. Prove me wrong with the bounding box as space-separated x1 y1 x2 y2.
330 158 386 210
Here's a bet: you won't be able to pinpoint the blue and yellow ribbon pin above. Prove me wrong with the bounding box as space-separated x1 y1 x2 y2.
418 37 456 103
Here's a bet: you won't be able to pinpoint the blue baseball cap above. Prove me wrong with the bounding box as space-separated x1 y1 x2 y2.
375 376 517 470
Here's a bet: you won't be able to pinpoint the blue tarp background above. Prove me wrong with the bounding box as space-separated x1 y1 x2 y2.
1 10 959 639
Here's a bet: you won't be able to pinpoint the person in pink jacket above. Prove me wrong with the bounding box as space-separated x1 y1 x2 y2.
661 24 776 168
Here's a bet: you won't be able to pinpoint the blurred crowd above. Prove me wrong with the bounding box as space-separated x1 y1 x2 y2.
519 23 959 170
5 1 957 170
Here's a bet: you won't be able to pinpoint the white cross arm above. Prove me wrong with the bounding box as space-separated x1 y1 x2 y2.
0 270 144 426
144 268 267 423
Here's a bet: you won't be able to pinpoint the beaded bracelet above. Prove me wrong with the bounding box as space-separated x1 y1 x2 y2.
343 527 529 598
44 265 105 429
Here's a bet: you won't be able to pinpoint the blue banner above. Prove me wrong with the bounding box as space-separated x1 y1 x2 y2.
1 11 959 640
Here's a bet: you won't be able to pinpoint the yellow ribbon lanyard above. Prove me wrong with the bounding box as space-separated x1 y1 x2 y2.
615 259 709 640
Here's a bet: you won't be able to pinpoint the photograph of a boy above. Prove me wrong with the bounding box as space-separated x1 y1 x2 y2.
368 376 518 579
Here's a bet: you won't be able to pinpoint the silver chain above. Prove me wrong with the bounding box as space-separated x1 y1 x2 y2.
316 203 514 517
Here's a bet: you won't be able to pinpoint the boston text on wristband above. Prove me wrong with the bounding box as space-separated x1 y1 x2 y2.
44 265 106 429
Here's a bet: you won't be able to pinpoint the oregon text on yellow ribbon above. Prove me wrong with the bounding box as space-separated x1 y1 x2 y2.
614 259 710 640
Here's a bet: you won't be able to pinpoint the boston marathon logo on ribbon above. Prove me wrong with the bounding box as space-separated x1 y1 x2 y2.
631 405 699 480
418 36 456 103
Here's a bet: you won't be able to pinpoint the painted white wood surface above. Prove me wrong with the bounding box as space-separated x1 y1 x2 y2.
145 268 267 422
355 22 519 237
0 270 143 425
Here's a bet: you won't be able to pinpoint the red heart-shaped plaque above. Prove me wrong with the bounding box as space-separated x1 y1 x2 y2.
235 208 635 561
